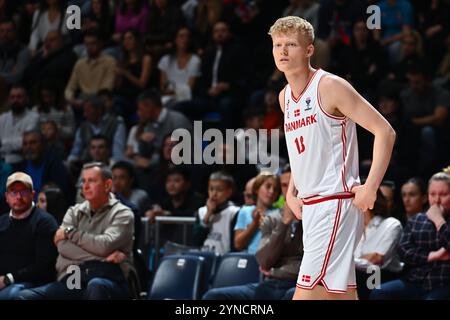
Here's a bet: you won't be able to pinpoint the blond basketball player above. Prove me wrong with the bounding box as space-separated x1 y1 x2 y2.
269 16 396 300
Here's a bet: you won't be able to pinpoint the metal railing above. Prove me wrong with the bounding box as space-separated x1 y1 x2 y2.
141 216 196 270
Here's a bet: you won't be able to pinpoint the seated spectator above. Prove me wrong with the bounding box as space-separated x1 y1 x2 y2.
380 180 396 217
242 177 256 206
191 0 222 49
18 162 135 300
389 30 425 83
37 185 67 224
370 172 450 300
145 166 204 245
14 130 71 198
0 18 31 85
67 96 126 170
234 172 281 254
0 172 58 300
375 0 413 65
28 0 68 54
112 160 150 216
354 189 403 300
274 164 291 209
64 31 116 110
32 82 76 141
158 26 201 107
196 21 246 128
203 167 303 300
400 65 450 177
113 0 149 43
145 0 184 57
334 19 386 101
0 85 39 165
125 89 192 193
114 29 152 122
23 30 77 93
74 134 115 203
40 120 65 161
193 171 240 255
81 0 114 43
400 177 428 221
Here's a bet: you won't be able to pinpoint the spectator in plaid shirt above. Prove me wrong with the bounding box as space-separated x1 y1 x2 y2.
370 172 450 299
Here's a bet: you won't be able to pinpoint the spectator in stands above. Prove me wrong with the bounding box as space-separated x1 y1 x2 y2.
234 172 280 254
380 180 396 217
68 96 126 169
0 172 58 300
198 21 246 128
113 0 149 43
242 177 256 206
0 85 39 165
18 162 135 300
401 177 428 221
14 130 71 197
370 171 450 300
23 30 77 92
203 167 303 300
74 134 114 203
112 160 150 216
375 0 413 65
125 89 191 193
29 0 68 54
0 18 30 85
81 0 114 43
37 185 67 224
32 82 75 140
334 19 386 101
64 31 116 109
274 164 291 209
316 0 365 57
40 120 65 160
354 189 403 300
192 0 222 49
114 29 152 122
194 171 240 255
145 165 204 245
400 65 450 177
158 26 201 108
282 0 320 30
389 30 424 83
145 0 184 57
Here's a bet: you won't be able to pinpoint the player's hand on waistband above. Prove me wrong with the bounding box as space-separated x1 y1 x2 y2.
351 184 376 212
286 191 303 220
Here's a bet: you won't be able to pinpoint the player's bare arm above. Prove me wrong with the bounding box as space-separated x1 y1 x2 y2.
319 75 396 211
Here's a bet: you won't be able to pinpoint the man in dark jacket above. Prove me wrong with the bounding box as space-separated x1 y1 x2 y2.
0 172 58 300
13 130 71 198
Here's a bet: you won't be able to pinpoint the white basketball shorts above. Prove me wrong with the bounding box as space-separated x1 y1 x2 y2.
296 193 364 293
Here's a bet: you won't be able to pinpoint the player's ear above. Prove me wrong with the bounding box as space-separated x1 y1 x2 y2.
306 43 314 58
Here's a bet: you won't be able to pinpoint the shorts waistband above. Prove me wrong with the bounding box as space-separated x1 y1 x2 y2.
301 192 354 205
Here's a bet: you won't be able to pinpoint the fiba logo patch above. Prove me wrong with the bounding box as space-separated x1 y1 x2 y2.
305 97 312 111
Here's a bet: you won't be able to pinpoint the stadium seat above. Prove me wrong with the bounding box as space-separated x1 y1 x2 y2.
148 255 205 300
182 250 221 295
211 252 261 289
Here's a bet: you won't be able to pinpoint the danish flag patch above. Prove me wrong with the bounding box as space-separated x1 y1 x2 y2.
294 109 301 117
301 275 311 283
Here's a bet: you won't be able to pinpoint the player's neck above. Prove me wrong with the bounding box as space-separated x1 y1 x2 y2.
285 66 316 98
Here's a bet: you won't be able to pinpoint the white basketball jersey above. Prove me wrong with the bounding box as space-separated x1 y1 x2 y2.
284 69 360 199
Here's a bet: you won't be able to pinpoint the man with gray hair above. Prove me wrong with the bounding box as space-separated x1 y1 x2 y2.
18 162 135 300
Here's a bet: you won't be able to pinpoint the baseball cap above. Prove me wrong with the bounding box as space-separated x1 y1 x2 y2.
6 172 34 190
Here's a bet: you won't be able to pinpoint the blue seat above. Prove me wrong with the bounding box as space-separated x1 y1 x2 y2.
211 252 261 289
148 255 205 300
182 250 221 294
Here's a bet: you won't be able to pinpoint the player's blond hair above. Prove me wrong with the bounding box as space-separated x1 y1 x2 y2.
268 16 314 44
